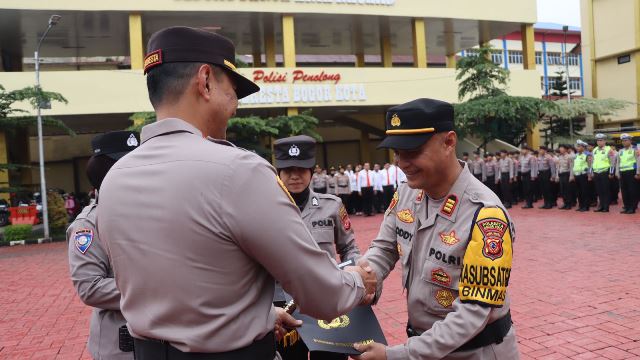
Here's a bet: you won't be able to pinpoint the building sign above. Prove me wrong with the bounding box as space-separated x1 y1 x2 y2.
240 69 367 106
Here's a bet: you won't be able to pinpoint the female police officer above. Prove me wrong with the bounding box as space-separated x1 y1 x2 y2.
273 135 361 360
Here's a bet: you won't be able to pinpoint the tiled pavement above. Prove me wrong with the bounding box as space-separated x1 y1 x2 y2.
1 204 640 359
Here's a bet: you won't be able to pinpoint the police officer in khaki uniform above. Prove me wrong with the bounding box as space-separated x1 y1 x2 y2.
97 27 376 360
67 131 140 360
312 167 330 193
273 135 360 360
353 98 519 360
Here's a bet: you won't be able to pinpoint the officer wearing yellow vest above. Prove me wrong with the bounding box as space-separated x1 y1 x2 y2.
571 140 591 212
589 133 617 212
616 134 640 214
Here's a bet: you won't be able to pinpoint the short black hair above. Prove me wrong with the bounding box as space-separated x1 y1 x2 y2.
86 155 117 191
462 152 469 156
146 62 225 108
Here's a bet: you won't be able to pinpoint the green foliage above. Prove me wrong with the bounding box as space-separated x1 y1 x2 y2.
3 224 33 242
454 96 552 145
456 45 509 101
126 112 156 133
126 110 322 160
47 191 68 233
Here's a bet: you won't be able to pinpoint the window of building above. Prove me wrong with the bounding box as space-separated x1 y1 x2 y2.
508 50 523 64
547 52 562 65
567 54 579 66
491 51 503 65
620 122 635 131
569 77 581 91
535 52 542 65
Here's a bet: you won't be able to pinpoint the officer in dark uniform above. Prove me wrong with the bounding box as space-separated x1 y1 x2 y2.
68 131 140 360
273 135 360 360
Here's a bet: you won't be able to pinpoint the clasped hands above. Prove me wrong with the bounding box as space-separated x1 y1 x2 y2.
345 258 377 305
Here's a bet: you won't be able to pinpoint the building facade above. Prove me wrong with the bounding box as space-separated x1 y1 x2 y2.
581 0 640 137
0 0 540 195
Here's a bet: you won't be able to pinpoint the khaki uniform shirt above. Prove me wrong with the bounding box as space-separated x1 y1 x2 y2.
335 174 351 195
312 173 329 190
497 158 514 179
518 154 536 175
556 154 573 175
97 118 365 353
364 164 519 360
328 175 337 194
470 159 484 177
67 204 132 360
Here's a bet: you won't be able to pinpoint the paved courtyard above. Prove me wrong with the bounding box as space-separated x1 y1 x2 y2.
1 204 640 359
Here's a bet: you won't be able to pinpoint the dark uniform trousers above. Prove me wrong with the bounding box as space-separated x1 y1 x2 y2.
499 172 512 206
484 176 496 196
374 190 384 213
348 191 361 214
473 173 482 182
521 171 533 206
538 170 553 207
360 186 374 216
610 176 620 204
382 185 395 210
559 172 571 207
575 174 590 210
593 172 611 210
620 170 639 211
512 175 520 203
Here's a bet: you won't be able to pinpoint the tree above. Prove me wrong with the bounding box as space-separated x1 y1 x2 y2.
456 45 509 101
454 44 549 147
0 84 72 194
454 45 629 149
549 70 571 97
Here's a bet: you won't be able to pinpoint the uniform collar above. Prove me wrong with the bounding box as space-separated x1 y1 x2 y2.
140 118 203 144
435 162 471 223
302 189 322 217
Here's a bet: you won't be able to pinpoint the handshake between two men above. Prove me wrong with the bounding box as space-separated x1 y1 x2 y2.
274 258 378 342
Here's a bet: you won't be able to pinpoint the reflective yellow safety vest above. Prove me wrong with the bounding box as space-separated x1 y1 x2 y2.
592 146 611 173
573 153 589 174
619 147 637 172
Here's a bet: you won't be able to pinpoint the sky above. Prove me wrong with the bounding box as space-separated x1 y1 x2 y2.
537 0 581 28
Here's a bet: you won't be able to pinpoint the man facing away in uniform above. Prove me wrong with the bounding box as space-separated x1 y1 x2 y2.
519 146 537 209
470 151 484 182
97 27 376 360
68 131 139 360
496 149 514 209
571 140 591 212
536 146 557 209
273 135 360 360
354 98 519 360
616 133 640 214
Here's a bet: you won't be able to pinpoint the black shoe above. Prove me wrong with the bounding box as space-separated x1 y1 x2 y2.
522 204 533 209
594 208 604 212
578 208 589 212
621 209 629 214
628 210 637 214
602 208 609 212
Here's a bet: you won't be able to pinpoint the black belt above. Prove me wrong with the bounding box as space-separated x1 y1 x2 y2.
407 312 512 353
133 331 276 360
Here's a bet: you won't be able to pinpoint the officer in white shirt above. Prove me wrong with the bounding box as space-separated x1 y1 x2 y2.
357 163 376 216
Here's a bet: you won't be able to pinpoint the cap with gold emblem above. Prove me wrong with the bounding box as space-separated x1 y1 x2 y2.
274 135 317 169
378 98 455 150
143 26 260 99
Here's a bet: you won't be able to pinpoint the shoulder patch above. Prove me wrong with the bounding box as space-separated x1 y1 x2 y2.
385 191 399 216
459 207 513 307
339 205 351 231
277 176 295 205
74 229 94 254
312 197 319 206
440 194 458 217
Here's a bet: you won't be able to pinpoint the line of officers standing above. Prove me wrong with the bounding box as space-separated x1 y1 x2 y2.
465 133 640 214
310 163 407 217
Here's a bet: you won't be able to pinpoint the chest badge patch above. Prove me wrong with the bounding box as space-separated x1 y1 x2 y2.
339 205 351 231
435 289 455 308
312 197 319 206
476 217 507 260
439 230 460 246
431 268 452 286
74 229 93 254
396 209 414 223
440 194 458 217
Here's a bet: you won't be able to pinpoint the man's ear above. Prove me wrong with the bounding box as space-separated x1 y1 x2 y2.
196 64 212 101
443 131 458 153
